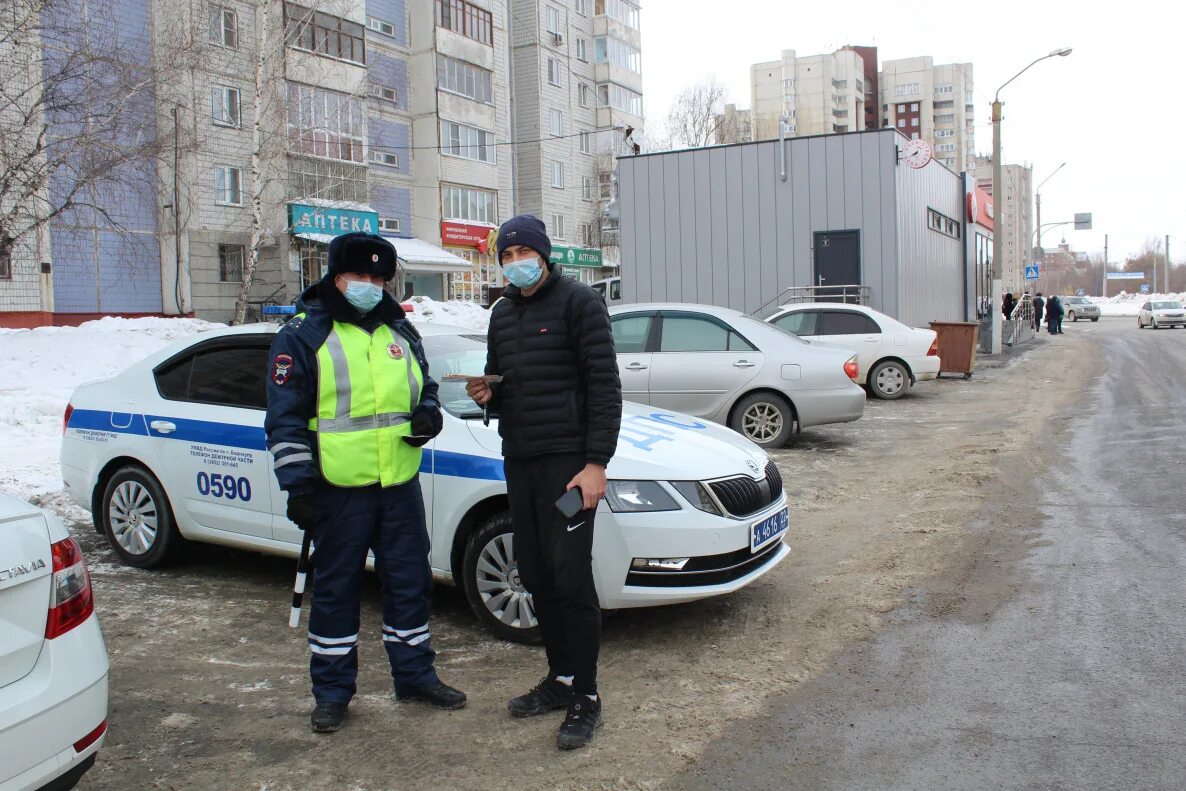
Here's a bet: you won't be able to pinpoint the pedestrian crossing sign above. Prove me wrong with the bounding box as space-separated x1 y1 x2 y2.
1025 265 1040 280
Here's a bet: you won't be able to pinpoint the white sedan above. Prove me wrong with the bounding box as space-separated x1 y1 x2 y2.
1137 300 1186 329
0 493 108 791
765 303 940 400
60 324 790 643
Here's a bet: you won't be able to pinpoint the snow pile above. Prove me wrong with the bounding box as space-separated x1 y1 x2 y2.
405 296 491 332
0 317 221 509
1088 292 1186 317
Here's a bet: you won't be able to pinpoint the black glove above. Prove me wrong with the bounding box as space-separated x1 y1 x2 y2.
404 404 443 448
286 493 316 530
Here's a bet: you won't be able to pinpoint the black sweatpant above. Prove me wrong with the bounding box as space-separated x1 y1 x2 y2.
504 453 601 695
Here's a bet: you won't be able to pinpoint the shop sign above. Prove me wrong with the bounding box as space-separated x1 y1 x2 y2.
289 203 379 236
441 221 497 252
549 245 603 268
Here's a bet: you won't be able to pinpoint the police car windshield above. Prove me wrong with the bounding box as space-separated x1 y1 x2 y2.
422 333 490 418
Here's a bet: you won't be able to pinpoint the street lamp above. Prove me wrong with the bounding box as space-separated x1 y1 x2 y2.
990 47 1072 353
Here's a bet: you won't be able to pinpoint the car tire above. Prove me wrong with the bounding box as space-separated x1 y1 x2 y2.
1091 317 1099 322
730 392 796 448
462 512 542 644
868 360 911 400
100 465 185 568
1069 311 1077 322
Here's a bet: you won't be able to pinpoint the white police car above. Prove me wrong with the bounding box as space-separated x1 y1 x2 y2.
60 324 789 642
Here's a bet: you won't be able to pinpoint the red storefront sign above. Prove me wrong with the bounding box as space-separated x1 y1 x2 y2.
966 188 994 231
441 221 495 249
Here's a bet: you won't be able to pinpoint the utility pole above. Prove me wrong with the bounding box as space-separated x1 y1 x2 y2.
1166 234 1171 294
1103 233 1109 298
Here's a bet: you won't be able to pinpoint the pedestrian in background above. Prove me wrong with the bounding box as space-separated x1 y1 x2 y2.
1046 294 1064 334
1002 292 1017 320
1033 292 1046 331
266 232 465 734
467 214 622 751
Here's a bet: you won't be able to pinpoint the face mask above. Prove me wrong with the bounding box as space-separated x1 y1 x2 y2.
342 280 383 312
504 257 543 289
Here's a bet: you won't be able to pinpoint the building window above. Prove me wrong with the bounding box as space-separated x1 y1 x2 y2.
379 217 401 233
911 132 919 139
897 118 905 128
551 213 566 240
576 37 588 61
910 102 918 112
578 82 591 107
581 175 593 200
551 161 564 188
214 166 243 205
927 208 960 240
212 85 241 127
833 109 848 118
441 120 495 162
934 100 954 109
936 129 953 138
442 185 497 223
367 17 396 36
896 103 905 112
437 54 493 103
284 4 366 65
579 130 591 153
595 0 639 31
0 238 11 280
371 84 397 103
910 117 918 127
575 0 588 15
596 82 642 115
598 170 613 199
935 84 953 94
594 36 641 73
580 222 594 246
209 5 238 48
935 114 955 124
289 156 368 203
548 58 562 86
299 245 329 290
370 149 400 167
549 109 563 136
937 143 956 152
218 243 245 282
545 4 562 34
435 0 493 46
286 84 365 163
894 83 919 96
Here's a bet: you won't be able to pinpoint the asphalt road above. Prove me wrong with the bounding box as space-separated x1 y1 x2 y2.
670 318 1186 791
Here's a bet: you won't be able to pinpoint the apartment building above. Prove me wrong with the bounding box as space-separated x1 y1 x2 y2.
750 48 867 141
714 103 753 144
974 156 1033 293
880 57 975 171
508 0 641 284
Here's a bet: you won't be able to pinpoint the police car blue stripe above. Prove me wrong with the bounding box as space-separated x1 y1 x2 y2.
68 408 149 435
422 450 505 481
144 414 267 450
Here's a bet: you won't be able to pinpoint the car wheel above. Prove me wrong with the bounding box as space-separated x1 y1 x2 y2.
1091 317 1099 322
1069 311 1077 322
462 512 541 644
868 360 910 400
100 465 185 568
730 392 795 448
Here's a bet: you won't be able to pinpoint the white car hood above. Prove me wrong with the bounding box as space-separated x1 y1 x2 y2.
465 401 769 482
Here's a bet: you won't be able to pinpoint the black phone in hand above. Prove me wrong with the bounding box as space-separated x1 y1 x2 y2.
555 488 583 519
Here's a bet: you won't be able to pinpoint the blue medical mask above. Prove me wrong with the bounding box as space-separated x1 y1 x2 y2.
342 280 383 312
504 257 543 288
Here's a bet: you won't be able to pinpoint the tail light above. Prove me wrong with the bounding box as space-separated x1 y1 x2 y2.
45 537 94 639
844 356 859 381
73 720 108 753
63 403 75 434
927 338 939 356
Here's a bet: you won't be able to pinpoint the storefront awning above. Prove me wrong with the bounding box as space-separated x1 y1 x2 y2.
383 236 472 274
293 231 337 244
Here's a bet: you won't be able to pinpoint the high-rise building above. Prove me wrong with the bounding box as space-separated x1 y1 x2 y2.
842 45 880 131
750 48 867 141
975 156 1033 292
879 57 975 172
714 103 753 144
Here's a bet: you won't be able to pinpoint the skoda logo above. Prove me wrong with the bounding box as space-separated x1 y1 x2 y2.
746 459 761 475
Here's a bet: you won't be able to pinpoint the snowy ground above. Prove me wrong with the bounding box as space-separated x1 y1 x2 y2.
0 300 490 513
1089 291 1185 317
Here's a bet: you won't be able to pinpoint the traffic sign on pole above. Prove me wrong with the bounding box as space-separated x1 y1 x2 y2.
1025 264 1040 280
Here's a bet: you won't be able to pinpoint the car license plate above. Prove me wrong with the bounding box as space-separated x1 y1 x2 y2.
751 508 789 552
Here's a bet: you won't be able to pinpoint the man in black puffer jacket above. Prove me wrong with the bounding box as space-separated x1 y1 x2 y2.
467 214 621 751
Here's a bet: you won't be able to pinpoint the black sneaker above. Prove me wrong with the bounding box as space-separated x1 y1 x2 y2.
557 695 602 750
396 680 467 710
310 701 348 733
508 676 572 718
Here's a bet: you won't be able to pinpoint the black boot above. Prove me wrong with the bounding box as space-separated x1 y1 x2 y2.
397 680 467 710
508 676 572 718
557 695 602 750
310 701 348 733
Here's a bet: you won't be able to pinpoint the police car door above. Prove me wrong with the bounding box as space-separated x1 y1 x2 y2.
148 337 274 540
610 312 654 404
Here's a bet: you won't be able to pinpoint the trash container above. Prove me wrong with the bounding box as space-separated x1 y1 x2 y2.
929 321 979 379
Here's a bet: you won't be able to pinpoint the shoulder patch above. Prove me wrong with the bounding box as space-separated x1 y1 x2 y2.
285 315 305 331
272 353 295 386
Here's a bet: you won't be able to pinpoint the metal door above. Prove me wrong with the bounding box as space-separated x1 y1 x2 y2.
813 230 861 302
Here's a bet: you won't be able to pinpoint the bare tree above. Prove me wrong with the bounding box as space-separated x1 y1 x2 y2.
0 0 201 285
664 77 728 150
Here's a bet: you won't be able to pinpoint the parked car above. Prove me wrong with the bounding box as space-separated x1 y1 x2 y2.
0 493 108 791
60 323 790 643
608 303 865 448
591 276 622 305
764 303 940 400
1061 296 1100 322
1138 300 1186 329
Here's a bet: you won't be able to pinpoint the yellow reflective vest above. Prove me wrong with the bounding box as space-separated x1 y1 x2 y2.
306 319 424 487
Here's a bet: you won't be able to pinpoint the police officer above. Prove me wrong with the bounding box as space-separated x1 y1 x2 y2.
467 215 622 750
266 232 465 734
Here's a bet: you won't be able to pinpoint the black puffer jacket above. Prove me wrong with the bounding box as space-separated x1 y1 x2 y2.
484 273 621 465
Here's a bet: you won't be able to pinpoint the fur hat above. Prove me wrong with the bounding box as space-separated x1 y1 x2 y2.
327 232 397 281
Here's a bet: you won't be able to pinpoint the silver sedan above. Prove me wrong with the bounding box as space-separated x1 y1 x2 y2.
609 303 866 448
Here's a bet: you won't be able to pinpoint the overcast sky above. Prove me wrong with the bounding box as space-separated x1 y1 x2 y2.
640 0 1184 265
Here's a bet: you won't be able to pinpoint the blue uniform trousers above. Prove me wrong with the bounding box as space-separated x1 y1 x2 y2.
307 478 438 704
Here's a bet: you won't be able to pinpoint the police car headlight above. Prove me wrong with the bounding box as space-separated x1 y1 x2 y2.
604 481 679 513
669 481 723 516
